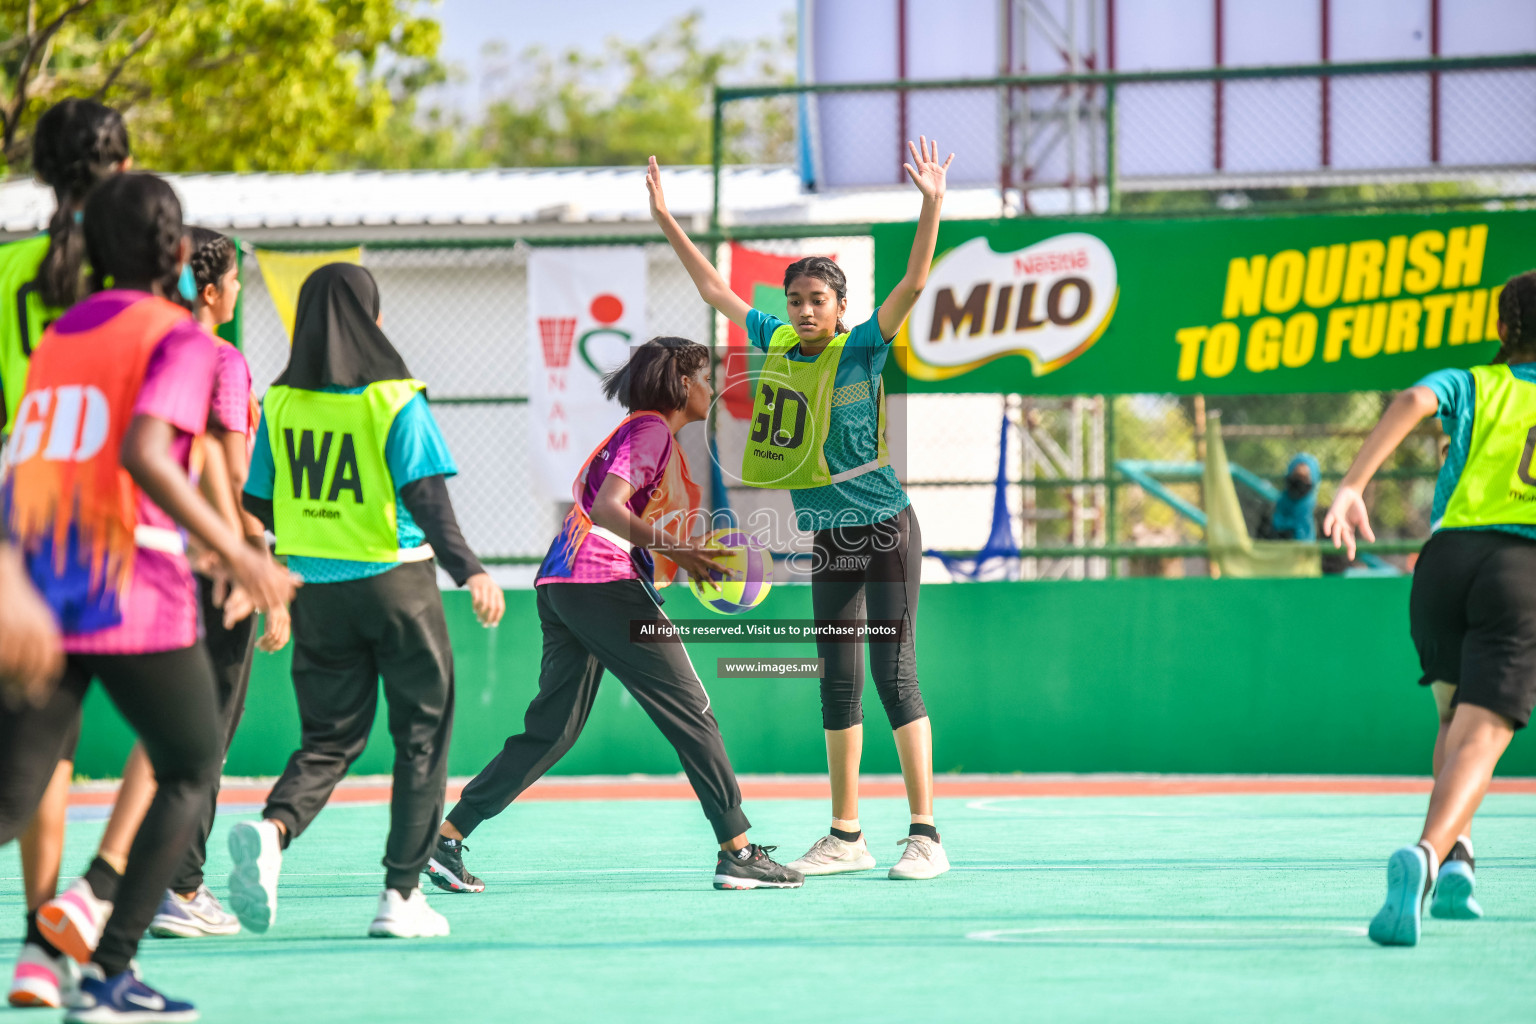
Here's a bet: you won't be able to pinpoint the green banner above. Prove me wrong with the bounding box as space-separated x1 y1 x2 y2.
875 209 1527 394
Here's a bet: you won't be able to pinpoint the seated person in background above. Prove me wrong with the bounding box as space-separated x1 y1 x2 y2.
1258 453 1320 541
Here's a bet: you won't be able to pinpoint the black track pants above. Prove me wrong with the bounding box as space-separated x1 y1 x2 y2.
168 574 257 894
262 561 454 891
447 579 751 844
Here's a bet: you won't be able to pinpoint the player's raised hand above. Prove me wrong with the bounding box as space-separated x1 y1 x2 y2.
646 156 671 225
903 136 954 201
1323 484 1374 562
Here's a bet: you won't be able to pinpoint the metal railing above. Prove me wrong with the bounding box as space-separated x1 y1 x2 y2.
711 54 1536 225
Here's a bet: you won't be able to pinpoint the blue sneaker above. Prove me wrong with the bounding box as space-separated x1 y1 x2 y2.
1430 859 1483 920
64 968 197 1022
1368 845 1429 947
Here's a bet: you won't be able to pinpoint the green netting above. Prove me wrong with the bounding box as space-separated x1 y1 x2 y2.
3 792 1533 1023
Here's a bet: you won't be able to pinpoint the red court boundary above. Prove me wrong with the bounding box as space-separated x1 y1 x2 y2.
64 775 1536 807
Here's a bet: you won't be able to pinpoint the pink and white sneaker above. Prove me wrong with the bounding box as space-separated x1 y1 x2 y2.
8 942 78 1008
35 879 112 965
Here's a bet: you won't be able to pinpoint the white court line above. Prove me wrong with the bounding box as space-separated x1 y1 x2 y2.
963 797 1428 817
965 798 1246 817
967 924 1369 944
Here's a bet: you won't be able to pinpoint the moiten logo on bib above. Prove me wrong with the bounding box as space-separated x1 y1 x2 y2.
894 232 1118 382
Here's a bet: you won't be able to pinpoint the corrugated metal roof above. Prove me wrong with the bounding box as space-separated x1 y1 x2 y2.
0 165 1007 239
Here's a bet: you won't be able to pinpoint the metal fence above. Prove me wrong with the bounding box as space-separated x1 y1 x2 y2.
238 233 1442 581
711 55 1536 222
240 239 716 568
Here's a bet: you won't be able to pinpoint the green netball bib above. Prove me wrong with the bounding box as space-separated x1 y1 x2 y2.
1441 364 1536 529
264 379 424 560
741 324 889 489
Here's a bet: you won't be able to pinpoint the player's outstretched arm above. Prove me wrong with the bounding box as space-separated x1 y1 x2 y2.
878 136 954 341
646 156 750 330
1323 385 1438 560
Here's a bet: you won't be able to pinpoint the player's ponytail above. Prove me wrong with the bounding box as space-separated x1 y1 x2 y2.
784 255 849 334
602 336 709 413
30 99 131 309
1495 271 1536 364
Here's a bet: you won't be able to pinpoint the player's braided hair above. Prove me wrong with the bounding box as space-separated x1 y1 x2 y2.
784 255 849 334
602 336 710 413
83 174 184 297
187 226 236 295
1496 270 1536 363
30 99 131 308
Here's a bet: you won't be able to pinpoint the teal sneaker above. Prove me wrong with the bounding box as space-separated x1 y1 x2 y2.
1430 855 1483 920
1368 845 1429 947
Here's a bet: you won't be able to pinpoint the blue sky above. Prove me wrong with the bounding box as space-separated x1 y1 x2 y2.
426 0 798 114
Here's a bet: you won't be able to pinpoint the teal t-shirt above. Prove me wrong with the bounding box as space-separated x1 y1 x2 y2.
246 389 458 582
746 308 908 531
1417 363 1536 542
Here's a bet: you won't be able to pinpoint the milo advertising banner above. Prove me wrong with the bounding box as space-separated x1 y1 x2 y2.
875 209 1528 395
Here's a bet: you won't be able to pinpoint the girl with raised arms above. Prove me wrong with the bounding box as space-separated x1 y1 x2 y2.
648 137 955 880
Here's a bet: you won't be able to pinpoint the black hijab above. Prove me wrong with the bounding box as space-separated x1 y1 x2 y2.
274 263 412 389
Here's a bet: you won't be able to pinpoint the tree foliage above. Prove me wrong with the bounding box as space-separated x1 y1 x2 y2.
467 12 795 169
0 0 443 174
0 5 796 175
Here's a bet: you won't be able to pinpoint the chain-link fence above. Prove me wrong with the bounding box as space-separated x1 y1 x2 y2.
905 390 1440 581
240 241 717 567
716 55 1536 220
239 235 1441 582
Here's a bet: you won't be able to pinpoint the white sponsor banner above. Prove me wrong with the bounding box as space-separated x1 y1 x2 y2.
527 247 646 502
901 232 1117 381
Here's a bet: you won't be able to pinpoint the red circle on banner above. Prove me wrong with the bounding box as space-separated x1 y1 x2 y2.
590 294 624 324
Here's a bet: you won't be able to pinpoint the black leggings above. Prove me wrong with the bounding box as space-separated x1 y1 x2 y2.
169 575 257 893
810 505 926 731
0 646 221 976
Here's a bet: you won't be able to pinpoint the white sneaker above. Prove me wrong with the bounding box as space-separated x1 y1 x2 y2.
36 879 113 964
228 820 283 933
888 835 951 880
150 884 241 938
368 888 450 938
9 942 79 1008
786 834 878 876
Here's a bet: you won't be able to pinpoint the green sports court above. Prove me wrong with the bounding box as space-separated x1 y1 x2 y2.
5 779 1535 1024
5 3 1536 1022
5 581 1535 1021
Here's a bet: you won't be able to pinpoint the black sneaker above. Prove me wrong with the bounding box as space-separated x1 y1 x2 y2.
1446 837 1475 872
425 837 485 893
712 844 804 890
